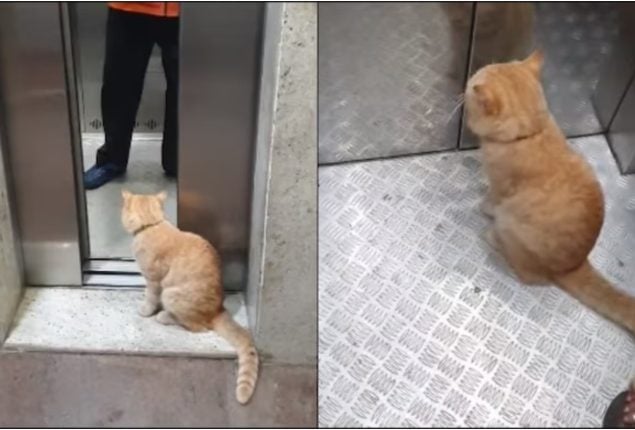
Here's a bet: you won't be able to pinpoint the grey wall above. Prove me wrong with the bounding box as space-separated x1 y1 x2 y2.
247 2 317 364
0 122 23 341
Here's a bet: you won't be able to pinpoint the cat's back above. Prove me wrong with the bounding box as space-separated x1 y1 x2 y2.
483 123 596 187
483 124 604 222
135 223 221 273
501 128 604 237
170 229 220 265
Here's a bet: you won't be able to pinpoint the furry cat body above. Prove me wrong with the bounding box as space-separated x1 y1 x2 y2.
121 190 259 404
465 51 635 333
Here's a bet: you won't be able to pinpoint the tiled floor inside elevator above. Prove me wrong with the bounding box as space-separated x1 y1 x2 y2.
82 135 177 258
318 136 635 427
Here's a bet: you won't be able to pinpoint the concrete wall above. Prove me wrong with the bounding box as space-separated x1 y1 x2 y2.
0 114 23 341
247 2 317 365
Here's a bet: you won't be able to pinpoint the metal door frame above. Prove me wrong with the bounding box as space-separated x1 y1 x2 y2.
62 3 91 265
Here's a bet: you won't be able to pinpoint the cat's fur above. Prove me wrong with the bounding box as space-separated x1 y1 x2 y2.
465 51 635 333
121 190 259 404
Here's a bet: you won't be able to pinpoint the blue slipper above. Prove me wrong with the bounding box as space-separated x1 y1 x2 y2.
83 163 125 190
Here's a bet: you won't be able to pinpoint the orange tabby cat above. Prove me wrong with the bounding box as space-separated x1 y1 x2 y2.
121 190 259 404
465 51 635 332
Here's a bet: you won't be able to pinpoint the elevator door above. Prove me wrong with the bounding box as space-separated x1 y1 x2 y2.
178 3 263 290
0 3 83 285
0 3 263 290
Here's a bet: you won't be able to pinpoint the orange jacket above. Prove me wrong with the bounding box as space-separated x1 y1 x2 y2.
108 2 180 18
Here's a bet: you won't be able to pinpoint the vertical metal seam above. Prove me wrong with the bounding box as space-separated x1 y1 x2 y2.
456 2 478 150
59 3 91 272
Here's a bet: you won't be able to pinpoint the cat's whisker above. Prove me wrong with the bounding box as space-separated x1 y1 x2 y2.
445 96 465 126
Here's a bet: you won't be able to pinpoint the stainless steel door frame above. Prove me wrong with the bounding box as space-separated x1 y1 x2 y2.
62 3 91 265
0 3 83 286
179 4 264 291
605 77 635 174
593 4 635 174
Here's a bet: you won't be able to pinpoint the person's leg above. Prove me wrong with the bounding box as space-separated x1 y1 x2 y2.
156 17 179 177
85 9 155 189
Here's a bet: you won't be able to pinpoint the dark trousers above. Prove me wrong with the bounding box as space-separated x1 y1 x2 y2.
96 8 179 175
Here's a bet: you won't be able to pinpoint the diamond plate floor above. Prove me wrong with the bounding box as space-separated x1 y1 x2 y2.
318 135 635 427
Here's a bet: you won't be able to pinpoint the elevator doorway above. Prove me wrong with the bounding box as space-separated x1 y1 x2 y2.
0 2 263 290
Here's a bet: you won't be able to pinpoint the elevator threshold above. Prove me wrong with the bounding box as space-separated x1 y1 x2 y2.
2 287 247 358
83 259 145 287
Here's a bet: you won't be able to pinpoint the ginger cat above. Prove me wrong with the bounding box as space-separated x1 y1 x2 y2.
465 51 635 333
121 190 259 404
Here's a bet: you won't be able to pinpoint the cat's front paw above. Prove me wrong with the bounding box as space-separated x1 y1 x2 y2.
156 310 177 325
138 302 159 317
480 199 496 218
485 228 500 250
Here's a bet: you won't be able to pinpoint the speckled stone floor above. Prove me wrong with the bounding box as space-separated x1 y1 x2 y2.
4 287 247 357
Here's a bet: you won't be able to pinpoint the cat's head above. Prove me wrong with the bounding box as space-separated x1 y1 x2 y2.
465 50 549 142
121 190 167 234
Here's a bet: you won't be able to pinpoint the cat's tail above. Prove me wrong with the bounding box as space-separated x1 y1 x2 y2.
211 310 259 404
553 260 635 333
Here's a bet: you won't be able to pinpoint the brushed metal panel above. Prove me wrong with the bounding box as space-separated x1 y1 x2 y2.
319 136 635 427
0 3 82 285
318 2 472 164
72 2 165 133
606 76 635 174
592 4 635 132
461 2 620 149
178 4 263 291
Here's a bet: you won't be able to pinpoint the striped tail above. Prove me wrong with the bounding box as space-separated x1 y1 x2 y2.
211 310 259 404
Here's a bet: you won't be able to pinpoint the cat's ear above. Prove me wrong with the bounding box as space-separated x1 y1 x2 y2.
523 49 544 77
156 191 167 203
121 189 132 200
473 84 500 116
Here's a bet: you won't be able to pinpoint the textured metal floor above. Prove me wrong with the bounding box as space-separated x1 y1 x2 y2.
318 136 635 427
